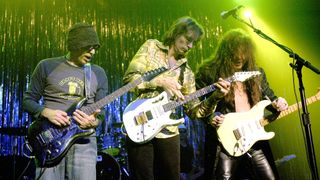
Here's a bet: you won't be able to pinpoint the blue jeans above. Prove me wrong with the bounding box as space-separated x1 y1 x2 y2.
36 135 97 180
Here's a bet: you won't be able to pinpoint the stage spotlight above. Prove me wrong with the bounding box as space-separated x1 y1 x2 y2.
244 10 252 19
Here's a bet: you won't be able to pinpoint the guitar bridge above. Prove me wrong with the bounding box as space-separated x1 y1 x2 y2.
134 111 153 125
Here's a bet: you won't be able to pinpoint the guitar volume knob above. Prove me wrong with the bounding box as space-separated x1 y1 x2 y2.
46 149 52 154
55 141 62 146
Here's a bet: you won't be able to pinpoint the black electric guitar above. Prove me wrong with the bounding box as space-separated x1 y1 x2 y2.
123 71 261 144
26 67 168 167
217 88 320 157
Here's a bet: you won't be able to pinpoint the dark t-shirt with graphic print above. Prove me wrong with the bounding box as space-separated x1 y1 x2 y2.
23 56 108 119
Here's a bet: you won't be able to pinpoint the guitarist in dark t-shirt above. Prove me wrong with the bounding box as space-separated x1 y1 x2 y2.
23 23 108 180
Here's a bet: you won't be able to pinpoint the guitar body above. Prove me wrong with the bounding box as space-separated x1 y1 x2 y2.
217 100 275 157
25 67 168 167
123 92 184 143
27 99 94 167
123 71 262 144
217 88 320 157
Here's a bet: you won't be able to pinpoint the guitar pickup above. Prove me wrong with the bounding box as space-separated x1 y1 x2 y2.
233 129 241 140
134 112 149 125
145 111 153 120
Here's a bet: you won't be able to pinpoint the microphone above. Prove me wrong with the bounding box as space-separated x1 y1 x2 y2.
220 5 244 19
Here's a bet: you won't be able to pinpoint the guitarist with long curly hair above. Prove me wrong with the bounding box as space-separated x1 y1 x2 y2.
196 28 288 180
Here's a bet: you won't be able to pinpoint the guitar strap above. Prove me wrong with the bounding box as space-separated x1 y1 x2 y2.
168 61 186 119
84 63 91 99
178 61 186 85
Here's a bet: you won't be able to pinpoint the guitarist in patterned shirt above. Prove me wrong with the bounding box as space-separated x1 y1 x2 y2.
123 16 231 180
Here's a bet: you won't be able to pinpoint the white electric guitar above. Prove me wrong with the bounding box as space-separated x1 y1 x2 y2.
217 88 320 157
123 71 261 143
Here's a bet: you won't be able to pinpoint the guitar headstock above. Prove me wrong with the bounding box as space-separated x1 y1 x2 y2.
141 66 168 81
229 71 261 82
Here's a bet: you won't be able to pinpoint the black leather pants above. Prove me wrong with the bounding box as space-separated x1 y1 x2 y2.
216 149 275 180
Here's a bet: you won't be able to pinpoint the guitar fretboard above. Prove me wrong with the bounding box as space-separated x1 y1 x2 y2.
161 71 259 112
278 94 320 119
163 84 217 112
79 66 168 115
80 77 143 115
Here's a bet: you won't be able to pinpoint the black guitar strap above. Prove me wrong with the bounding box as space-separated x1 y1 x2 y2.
178 62 186 85
169 61 186 119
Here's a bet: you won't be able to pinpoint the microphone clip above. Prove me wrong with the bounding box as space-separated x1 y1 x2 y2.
220 5 244 19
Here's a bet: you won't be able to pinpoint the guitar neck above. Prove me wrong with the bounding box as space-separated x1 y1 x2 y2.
160 73 248 112
163 84 217 112
278 94 320 119
80 77 143 115
261 93 320 126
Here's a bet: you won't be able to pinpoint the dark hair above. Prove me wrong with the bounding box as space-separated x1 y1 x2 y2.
201 28 261 107
162 16 204 46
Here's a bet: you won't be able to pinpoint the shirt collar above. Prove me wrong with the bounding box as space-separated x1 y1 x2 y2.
155 40 187 66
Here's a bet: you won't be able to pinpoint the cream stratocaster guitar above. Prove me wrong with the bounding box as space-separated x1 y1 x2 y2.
217 88 320 157
26 67 168 167
123 71 261 144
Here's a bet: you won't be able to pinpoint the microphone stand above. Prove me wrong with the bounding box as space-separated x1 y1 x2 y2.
230 13 320 180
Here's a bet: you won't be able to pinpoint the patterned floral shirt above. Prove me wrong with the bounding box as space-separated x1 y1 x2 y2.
123 39 217 138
